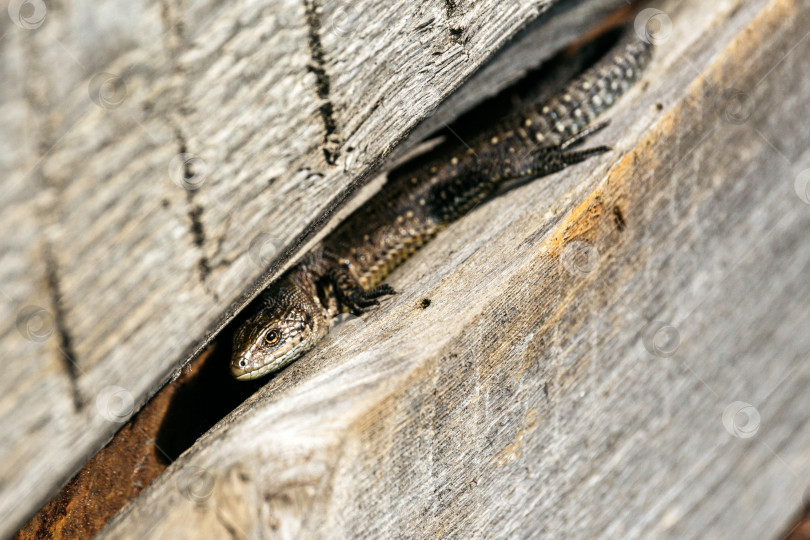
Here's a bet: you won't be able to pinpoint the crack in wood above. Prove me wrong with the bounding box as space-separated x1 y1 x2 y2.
43 244 83 411
187 202 211 282
303 0 340 165
612 205 626 232
443 0 464 44
160 3 214 286
21 11 85 412
174 131 212 283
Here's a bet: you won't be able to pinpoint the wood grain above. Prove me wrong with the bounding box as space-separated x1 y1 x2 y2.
1 0 649 535
94 0 810 537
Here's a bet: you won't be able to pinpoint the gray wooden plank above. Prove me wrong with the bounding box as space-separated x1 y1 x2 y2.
97 0 810 537
6 0 645 535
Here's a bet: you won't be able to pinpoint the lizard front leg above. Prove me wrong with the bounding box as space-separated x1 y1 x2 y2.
324 260 396 315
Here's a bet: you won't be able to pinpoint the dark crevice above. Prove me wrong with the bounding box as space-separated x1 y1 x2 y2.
443 0 458 17
303 0 340 165
43 244 83 411
154 334 264 463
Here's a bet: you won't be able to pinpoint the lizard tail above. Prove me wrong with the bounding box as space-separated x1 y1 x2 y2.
525 31 654 148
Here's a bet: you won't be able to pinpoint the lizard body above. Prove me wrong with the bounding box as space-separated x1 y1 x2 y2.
231 31 652 380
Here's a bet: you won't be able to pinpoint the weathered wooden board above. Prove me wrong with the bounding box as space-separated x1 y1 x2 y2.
94 0 810 538
0 0 646 535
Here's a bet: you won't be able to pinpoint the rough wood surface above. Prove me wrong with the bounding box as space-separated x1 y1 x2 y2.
11 343 253 540
0 0 646 535
91 0 810 538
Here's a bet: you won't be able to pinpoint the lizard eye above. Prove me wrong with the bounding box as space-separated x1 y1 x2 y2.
265 329 281 345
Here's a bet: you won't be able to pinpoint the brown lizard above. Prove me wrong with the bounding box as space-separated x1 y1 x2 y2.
231 29 653 380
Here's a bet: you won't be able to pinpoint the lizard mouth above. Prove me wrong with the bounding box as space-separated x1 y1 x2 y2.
230 336 313 380
231 358 280 380
231 367 265 381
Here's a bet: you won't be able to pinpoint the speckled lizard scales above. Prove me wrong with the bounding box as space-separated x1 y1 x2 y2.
230 33 653 380
325 36 652 290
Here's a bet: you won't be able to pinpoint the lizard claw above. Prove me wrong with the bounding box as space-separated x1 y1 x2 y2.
345 284 396 314
561 145 611 166
326 265 396 315
560 120 611 150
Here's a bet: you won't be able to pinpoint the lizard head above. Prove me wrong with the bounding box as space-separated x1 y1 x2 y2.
230 276 326 380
